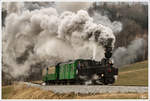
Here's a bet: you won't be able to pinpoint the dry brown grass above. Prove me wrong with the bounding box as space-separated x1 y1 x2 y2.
2 84 148 99
114 60 148 86
76 93 148 99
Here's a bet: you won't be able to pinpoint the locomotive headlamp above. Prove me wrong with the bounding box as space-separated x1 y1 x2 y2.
114 75 118 80
109 59 114 64
111 59 114 64
101 74 104 77
109 60 112 64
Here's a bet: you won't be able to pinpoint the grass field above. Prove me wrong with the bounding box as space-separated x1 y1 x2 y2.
114 60 148 86
2 60 148 99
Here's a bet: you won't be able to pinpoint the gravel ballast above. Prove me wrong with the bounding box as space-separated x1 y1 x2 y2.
23 82 148 94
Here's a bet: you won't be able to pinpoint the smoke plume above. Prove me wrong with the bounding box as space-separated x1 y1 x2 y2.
91 11 122 34
2 2 116 78
112 38 146 67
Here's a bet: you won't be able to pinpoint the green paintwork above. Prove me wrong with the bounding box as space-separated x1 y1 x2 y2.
43 74 56 82
58 60 78 80
42 59 83 82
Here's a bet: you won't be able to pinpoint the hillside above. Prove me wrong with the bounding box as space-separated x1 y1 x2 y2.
114 60 148 86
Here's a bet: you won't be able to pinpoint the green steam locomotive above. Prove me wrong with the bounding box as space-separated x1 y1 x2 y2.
42 47 118 85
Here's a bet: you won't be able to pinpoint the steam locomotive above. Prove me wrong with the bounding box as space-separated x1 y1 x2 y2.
42 46 118 85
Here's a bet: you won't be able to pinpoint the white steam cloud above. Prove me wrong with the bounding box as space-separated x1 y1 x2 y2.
2 2 116 78
92 12 122 34
112 38 146 67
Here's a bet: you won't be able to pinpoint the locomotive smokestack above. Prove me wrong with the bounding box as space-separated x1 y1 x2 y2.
105 46 112 59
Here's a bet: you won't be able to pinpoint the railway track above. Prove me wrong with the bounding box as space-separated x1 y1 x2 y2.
22 82 148 94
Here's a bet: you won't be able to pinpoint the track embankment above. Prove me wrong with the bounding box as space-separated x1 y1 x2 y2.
22 82 148 94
